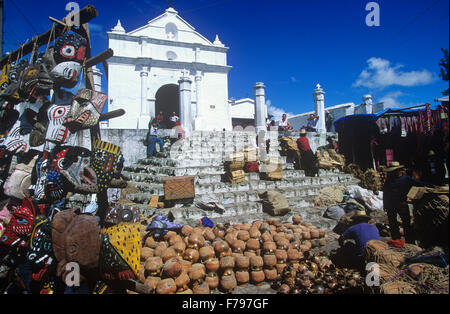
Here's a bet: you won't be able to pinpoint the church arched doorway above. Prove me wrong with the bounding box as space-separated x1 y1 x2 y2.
155 84 180 128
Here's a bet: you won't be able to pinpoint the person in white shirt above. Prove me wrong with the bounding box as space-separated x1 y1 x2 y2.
278 114 292 131
170 112 180 128
147 121 165 157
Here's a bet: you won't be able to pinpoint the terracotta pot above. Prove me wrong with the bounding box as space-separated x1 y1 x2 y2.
250 256 264 269
175 272 190 291
318 239 327 247
278 284 290 294
269 225 277 233
319 230 326 238
139 263 146 284
275 263 287 274
183 248 199 263
235 255 250 270
220 274 237 293
203 228 216 242
199 246 215 262
177 289 193 294
246 238 260 251
156 278 176 294
302 232 311 240
285 233 295 242
263 254 277 268
261 232 273 243
180 259 192 273
250 270 265 285
154 243 168 257
205 258 220 273
242 223 252 231
192 227 203 235
188 233 205 249
276 238 290 250
141 247 154 261
263 241 277 253
145 257 163 276
214 228 225 238
259 223 270 233
264 267 278 281
188 263 206 282
193 282 210 294
235 270 250 285
225 233 237 246
244 251 256 258
164 231 177 241
289 241 300 250
220 256 235 270
275 249 287 263
294 232 303 241
231 239 246 253
292 216 302 225
249 228 261 239
252 221 263 230
145 237 158 249
163 257 183 278
213 240 230 257
237 230 250 241
168 234 183 246
299 245 309 253
205 272 219 289
287 249 300 263
310 230 320 239
144 276 161 293
171 241 186 256
161 247 177 263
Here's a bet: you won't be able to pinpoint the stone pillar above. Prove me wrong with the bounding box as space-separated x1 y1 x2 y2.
362 94 373 114
91 65 103 92
194 71 207 130
138 67 150 129
179 73 192 134
313 84 326 134
253 82 267 134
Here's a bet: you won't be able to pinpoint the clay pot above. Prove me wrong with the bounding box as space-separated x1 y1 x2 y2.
264 267 278 282
177 289 193 294
141 247 154 261
275 249 287 263
145 237 158 249
276 238 290 250
231 239 246 253
145 257 163 276
188 233 205 249
261 232 273 243
278 284 290 294
269 225 277 233
213 240 230 257
275 263 287 274
199 246 215 262
205 258 220 273
250 270 265 285
180 259 192 273
263 241 277 253
292 216 302 225
203 228 216 242
310 230 320 239
235 255 250 270
154 242 168 257
302 231 311 240
249 227 261 239
259 222 270 233
139 263 146 284
250 256 264 269
171 241 186 256
144 276 161 293
244 251 256 258
161 247 177 263
183 248 199 263
175 272 190 291
303 240 312 250
168 234 183 246
319 230 326 238
220 274 237 293
156 278 176 294
164 231 177 241
235 270 250 285
193 282 210 294
287 249 301 263
263 254 277 268
252 221 263 230
188 263 206 282
205 272 219 289
318 239 327 247
299 245 309 253
214 228 225 238
220 256 235 271
163 257 183 278
246 238 260 252
237 230 250 241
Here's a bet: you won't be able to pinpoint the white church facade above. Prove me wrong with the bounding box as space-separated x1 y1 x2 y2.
105 7 237 131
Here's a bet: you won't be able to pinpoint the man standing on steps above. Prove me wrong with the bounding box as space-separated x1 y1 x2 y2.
170 112 180 128
297 129 318 177
147 121 165 158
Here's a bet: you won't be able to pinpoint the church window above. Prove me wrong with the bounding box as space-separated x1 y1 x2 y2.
166 51 177 61
165 23 178 40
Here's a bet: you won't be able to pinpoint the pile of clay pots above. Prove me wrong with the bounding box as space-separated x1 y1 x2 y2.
138 216 330 294
273 250 365 294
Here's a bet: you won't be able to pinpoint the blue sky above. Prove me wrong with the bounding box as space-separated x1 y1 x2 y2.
2 0 449 119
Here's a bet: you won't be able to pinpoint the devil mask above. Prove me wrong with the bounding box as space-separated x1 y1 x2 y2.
65 89 107 132
91 140 123 193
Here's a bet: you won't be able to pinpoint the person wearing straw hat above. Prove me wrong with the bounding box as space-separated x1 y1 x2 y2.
423 150 446 186
382 161 435 245
297 129 318 177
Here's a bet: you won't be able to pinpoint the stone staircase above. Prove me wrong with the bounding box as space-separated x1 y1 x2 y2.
69 131 359 231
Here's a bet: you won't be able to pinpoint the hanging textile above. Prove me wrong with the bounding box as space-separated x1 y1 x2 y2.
425 103 432 133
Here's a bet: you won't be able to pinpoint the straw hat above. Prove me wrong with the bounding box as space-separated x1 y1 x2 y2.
428 150 435 157
352 210 371 222
299 129 307 135
386 161 405 172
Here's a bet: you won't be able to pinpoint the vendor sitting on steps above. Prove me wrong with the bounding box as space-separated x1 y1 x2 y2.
147 121 165 157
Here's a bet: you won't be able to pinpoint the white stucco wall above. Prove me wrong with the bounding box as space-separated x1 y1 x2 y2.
230 98 255 119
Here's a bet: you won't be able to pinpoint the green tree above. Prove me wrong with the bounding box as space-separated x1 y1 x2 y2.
439 48 449 95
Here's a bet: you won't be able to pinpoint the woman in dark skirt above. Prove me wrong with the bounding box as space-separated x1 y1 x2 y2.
297 129 319 177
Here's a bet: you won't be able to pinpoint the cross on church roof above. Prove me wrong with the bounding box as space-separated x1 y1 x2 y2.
166 0 175 8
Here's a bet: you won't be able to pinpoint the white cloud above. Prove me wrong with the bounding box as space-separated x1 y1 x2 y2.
290 76 297 83
353 57 437 89
266 100 295 121
379 91 406 108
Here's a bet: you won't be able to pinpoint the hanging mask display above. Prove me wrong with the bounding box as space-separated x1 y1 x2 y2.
51 208 101 281
65 89 107 132
18 62 53 101
45 147 71 202
104 205 141 226
0 147 13 187
0 112 34 155
3 155 38 200
0 64 11 91
91 140 124 193
31 152 49 202
0 198 37 247
99 222 141 281
27 216 56 282
50 33 87 89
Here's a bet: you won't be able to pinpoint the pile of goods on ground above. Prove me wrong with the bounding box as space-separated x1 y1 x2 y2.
314 185 346 207
363 240 449 294
139 216 333 294
343 164 387 192
259 158 283 181
316 150 345 171
224 153 246 184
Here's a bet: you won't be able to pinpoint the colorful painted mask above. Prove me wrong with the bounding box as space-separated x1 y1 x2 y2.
0 64 11 91
18 63 53 100
105 205 141 226
99 222 141 281
91 140 123 193
0 198 37 247
3 155 37 200
31 152 49 202
27 216 56 282
0 112 33 154
65 89 107 132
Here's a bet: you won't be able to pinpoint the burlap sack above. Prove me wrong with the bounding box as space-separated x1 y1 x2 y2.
314 186 345 206
259 191 291 216
380 281 417 294
372 248 405 268
378 263 401 284
363 240 389 264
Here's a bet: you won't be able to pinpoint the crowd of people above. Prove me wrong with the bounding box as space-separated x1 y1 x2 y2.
146 111 184 158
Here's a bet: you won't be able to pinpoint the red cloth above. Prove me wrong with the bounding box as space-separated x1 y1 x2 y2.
388 239 405 248
244 162 259 173
296 136 311 152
